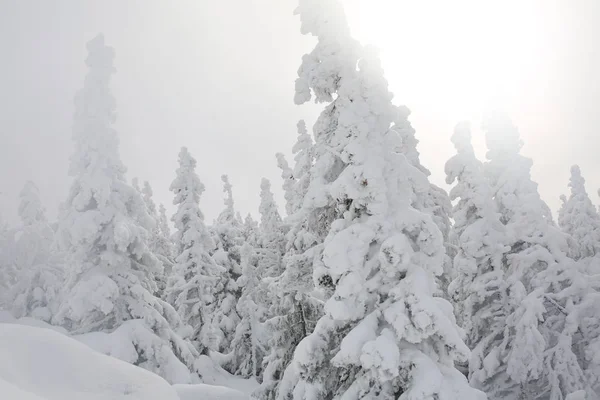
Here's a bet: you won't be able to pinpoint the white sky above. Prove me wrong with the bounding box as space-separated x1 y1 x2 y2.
1 0 599 226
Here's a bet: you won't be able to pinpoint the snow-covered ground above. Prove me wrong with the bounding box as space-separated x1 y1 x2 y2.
0 323 179 400
0 316 256 400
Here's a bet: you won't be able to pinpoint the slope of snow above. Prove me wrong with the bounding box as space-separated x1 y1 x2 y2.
174 383 247 400
0 323 180 400
0 378 47 400
74 320 196 384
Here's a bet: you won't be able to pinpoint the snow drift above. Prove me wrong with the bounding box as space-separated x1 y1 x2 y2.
0 323 180 400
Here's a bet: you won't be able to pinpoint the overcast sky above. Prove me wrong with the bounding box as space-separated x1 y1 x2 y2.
1 0 599 226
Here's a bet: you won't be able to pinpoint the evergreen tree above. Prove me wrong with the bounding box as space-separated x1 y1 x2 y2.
289 120 314 216
54 35 198 383
558 165 600 261
10 181 63 321
158 204 172 241
444 123 513 395
276 153 295 217
483 114 597 399
277 2 484 399
0 214 16 308
229 243 266 378
141 181 157 217
243 213 259 247
256 125 320 400
142 181 174 298
208 175 243 361
275 119 315 219
257 178 286 278
166 147 225 355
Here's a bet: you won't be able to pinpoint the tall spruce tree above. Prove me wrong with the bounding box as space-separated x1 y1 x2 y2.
166 147 226 355
445 123 513 395
276 153 295 217
275 2 485 399
257 178 286 278
483 114 597 399
558 165 600 262
256 125 319 400
208 175 243 364
229 243 266 378
54 35 198 383
141 181 174 298
10 181 63 321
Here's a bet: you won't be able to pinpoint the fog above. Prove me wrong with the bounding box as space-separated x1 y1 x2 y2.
1 0 600 225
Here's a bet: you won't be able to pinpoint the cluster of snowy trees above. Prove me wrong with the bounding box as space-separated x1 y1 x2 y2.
1 0 599 399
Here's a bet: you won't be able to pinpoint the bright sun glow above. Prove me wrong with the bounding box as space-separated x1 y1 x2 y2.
343 0 555 121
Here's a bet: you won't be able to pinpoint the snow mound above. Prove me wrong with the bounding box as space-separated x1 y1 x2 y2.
0 323 179 400
0 378 47 400
75 319 195 384
174 384 248 400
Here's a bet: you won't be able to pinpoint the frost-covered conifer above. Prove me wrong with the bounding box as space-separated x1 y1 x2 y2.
444 123 513 394
141 181 157 216
276 120 315 219
54 35 198 383
243 213 259 247
276 153 295 217
142 181 174 298
484 114 598 399
289 120 314 215
0 215 15 307
10 181 63 321
207 175 243 358
558 166 600 261
158 204 173 246
257 178 286 278
256 125 320 400
229 243 265 378
276 3 484 399
167 147 226 355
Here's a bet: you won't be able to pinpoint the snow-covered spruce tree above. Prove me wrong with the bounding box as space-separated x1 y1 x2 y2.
256 233 323 400
257 178 287 278
243 213 259 247
206 175 243 361
558 165 600 262
0 214 17 308
255 124 320 399
54 35 198 384
289 120 314 215
557 166 600 394
484 114 598 399
275 119 315 219
10 181 63 321
159 203 172 240
444 123 515 395
141 181 174 298
166 146 227 356
228 243 266 379
275 2 484 399
276 153 295 217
